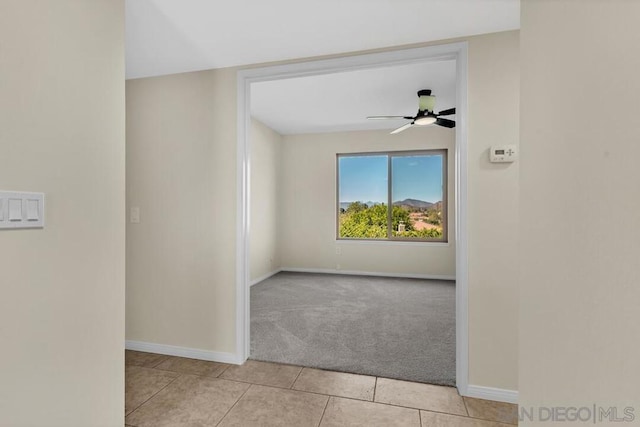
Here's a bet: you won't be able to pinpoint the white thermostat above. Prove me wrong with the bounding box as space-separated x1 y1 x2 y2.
490 145 518 163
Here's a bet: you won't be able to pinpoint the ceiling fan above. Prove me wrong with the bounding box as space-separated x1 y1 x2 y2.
367 89 456 134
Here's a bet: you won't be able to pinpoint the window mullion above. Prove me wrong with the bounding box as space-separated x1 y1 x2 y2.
387 155 392 240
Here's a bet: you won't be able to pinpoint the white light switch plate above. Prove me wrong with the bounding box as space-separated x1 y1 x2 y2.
130 207 140 224
0 191 45 229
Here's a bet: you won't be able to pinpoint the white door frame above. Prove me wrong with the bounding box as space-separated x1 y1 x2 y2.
236 41 470 396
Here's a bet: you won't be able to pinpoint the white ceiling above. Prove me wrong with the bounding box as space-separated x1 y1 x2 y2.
251 60 457 134
125 0 520 79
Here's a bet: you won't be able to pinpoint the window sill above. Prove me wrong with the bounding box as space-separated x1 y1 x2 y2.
335 239 451 247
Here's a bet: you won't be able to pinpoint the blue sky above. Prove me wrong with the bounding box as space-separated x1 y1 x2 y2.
339 154 443 203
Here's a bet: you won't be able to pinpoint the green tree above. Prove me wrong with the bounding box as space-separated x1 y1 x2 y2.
340 203 387 238
339 202 443 240
396 227 443 239
346 201 368 213
391 206 411 232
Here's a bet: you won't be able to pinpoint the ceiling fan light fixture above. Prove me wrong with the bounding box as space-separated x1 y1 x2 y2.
414 116 437 126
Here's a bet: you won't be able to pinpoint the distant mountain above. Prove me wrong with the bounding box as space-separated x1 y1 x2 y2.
393 198 436 209
341 199 440 210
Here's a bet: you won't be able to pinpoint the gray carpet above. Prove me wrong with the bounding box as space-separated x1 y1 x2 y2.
250 272 455 386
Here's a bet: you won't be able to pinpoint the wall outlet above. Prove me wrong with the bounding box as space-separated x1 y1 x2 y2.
336 264 341 270
335 246 341 255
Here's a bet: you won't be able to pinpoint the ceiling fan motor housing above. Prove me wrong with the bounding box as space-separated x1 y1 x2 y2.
417 90 436 113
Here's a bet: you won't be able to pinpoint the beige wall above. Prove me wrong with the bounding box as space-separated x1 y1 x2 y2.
126 69 237 353
279 127 456 278
467 31 520 391
250 119 283 281
0 1 125 426
125 30 519 392
520 0 640 415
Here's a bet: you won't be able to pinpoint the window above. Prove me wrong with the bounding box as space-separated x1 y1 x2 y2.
337 150 447 242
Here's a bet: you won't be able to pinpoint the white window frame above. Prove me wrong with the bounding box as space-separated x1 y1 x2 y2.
336 149 448 243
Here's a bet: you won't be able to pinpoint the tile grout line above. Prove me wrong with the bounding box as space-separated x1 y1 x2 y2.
290 367 305 389
361 398 470 418
140 366 189 375
418 409 422 426
466 414 518 426
316 396 331 427
461 395 470 417
190 375 307 392
216 363 233 378
149 355 170 369
145 367 227 378
137 362 233 378
373 377 378 402
213 384 253 427
200 372 323 395
125 373 182 421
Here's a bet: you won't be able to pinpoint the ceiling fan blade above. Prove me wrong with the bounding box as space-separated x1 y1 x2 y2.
437 108 456 116
435 118 456 128
367 115 414 120
390 123 413 134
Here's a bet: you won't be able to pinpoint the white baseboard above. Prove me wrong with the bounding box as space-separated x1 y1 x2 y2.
281 267 455 281
464 384 518 404
250 269 282 286
125 340 241 365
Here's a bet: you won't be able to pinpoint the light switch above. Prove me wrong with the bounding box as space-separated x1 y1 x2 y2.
0 191 45 229
26 199 39 221
130 207 140 224
8 198 22 221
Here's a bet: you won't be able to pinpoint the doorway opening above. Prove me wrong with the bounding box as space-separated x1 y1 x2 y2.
236 42 469 394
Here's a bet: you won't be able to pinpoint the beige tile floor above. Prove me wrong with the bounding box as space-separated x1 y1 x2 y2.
125 350 518 427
